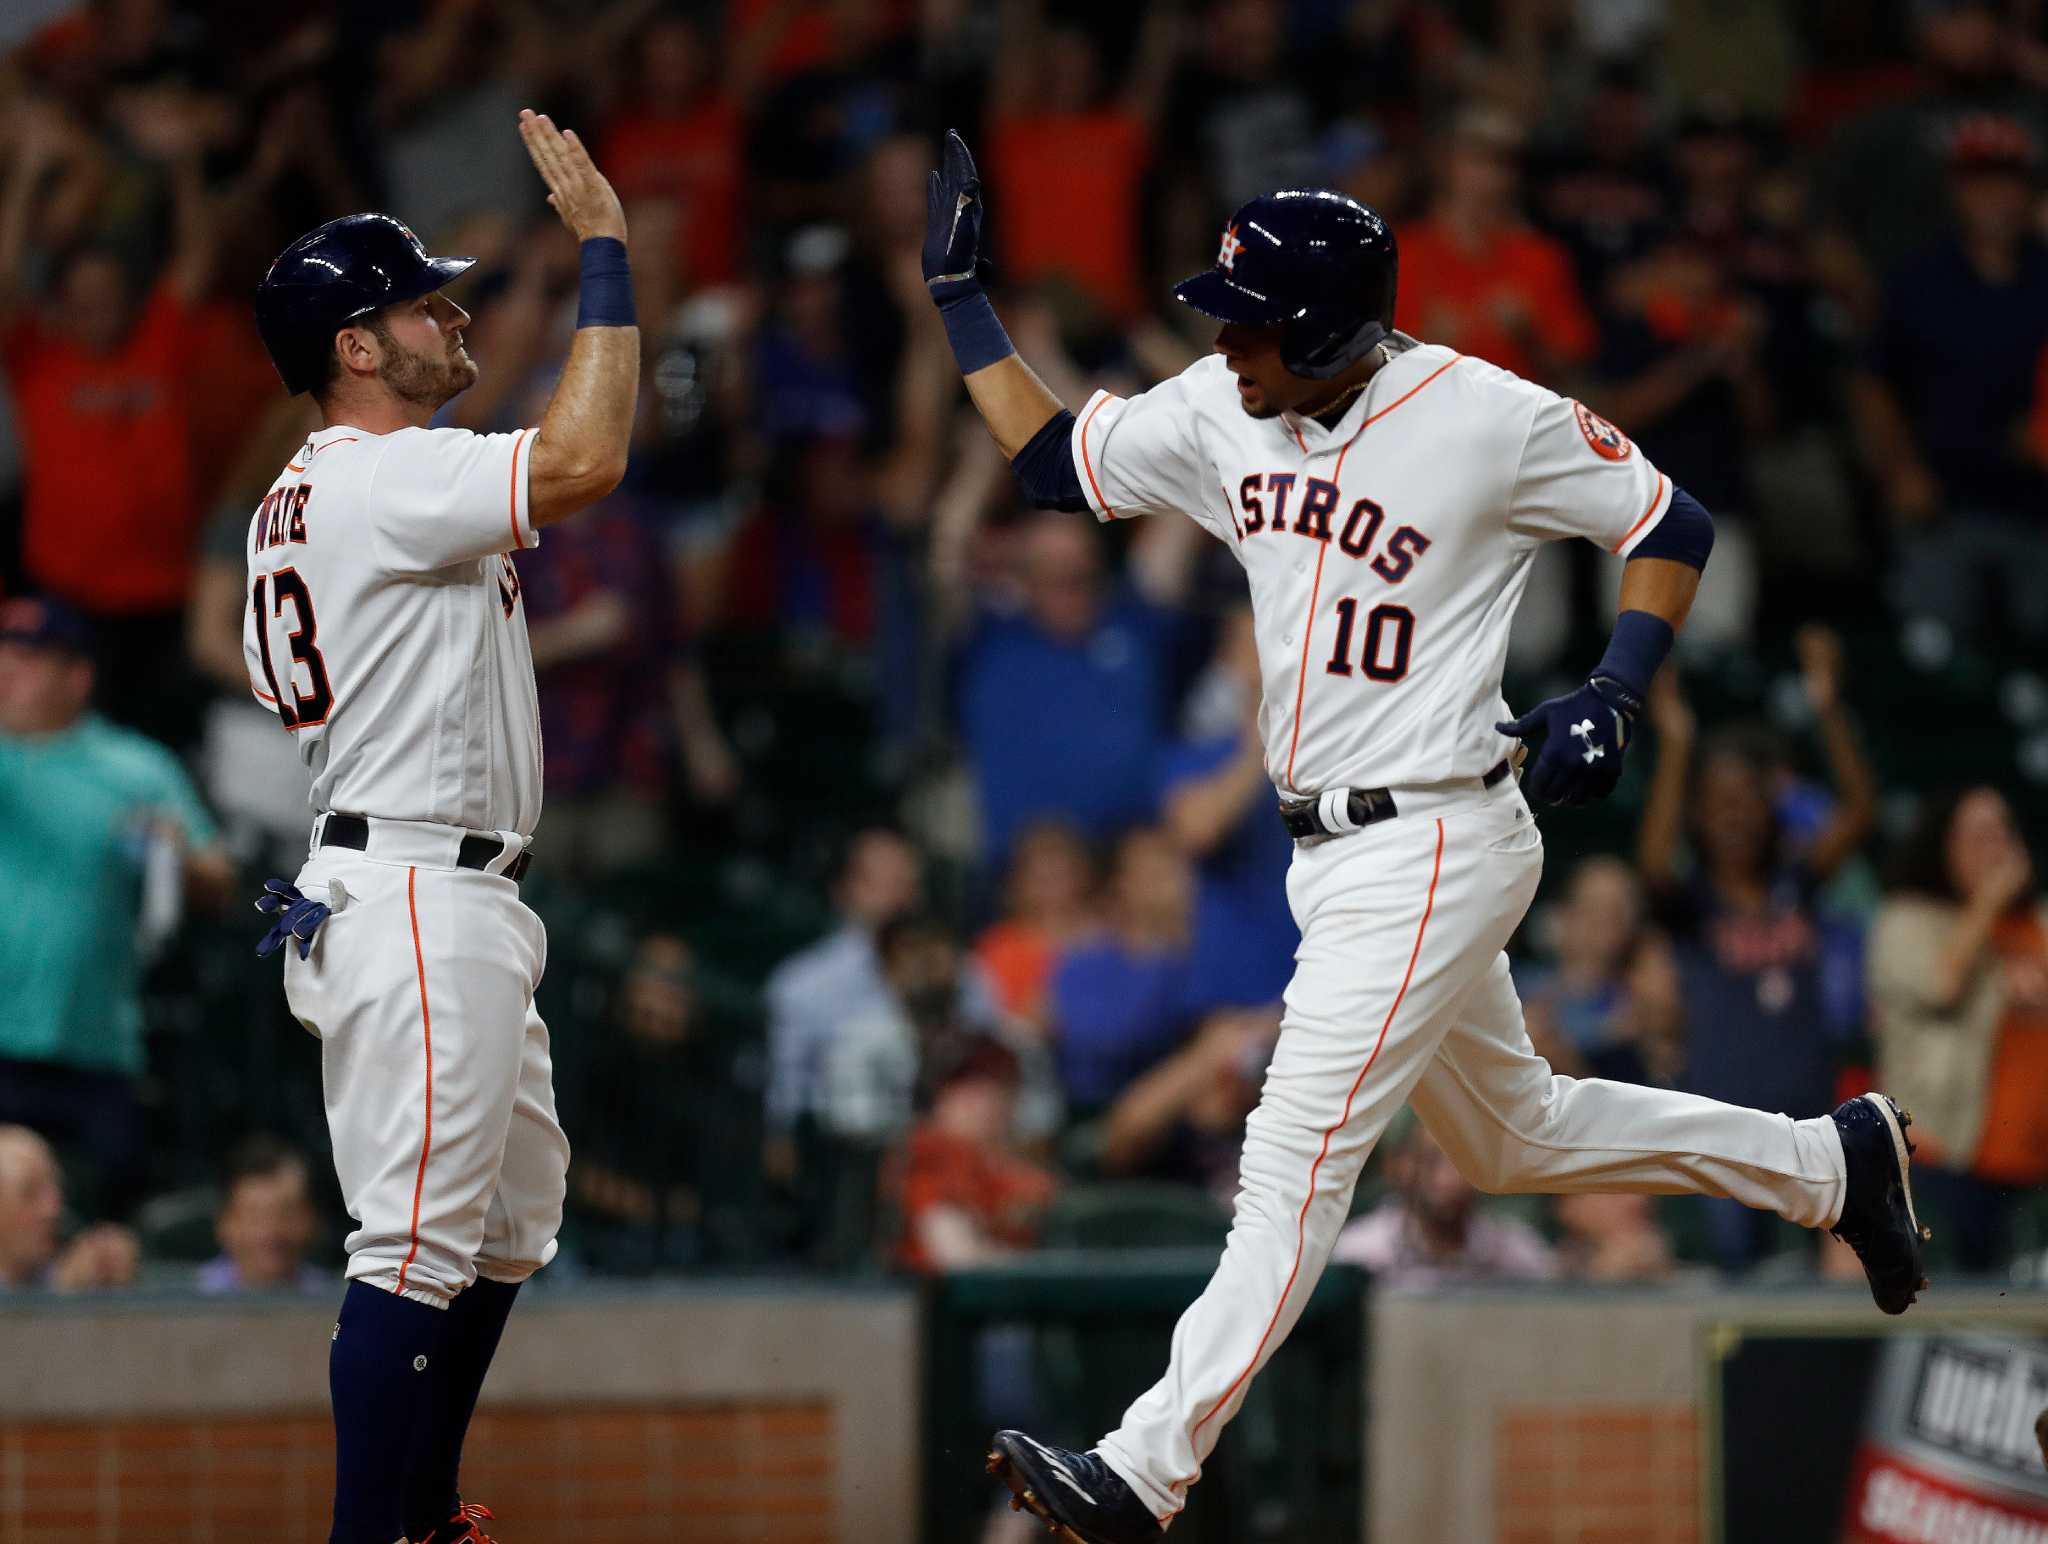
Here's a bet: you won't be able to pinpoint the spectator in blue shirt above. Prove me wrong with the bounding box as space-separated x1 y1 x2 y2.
1514 856 1677 1087
762 827 924 1180
0 597 232 1215
1637 639 1877 1268
1851 115 2048 649
195 1137 330 1296
957 515 1175 866
1157 607 1297 1015
753 226 869 444
1048 828 1197 1115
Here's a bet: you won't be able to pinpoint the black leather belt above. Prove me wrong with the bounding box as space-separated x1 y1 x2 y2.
320 814 532 882
1278 758 1513 841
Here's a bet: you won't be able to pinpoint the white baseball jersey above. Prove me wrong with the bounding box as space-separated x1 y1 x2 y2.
243 422 545 836
1069 337 1673 796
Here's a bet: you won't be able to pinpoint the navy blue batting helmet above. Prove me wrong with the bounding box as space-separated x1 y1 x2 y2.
1173 190 1397 381
254 213 475 395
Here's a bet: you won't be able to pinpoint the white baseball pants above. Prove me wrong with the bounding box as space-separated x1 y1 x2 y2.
1096 775 1847 1520
282 818 568 1308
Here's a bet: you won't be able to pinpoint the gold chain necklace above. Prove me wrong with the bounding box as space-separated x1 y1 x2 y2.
1304 343 1390 428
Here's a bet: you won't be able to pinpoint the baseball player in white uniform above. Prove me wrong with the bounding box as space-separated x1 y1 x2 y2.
245 113 637 1544
917 134 1931 1543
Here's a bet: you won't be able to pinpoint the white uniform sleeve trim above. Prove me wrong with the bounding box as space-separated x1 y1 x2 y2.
1070 389 1121 524
1610 471 1672 558
509 426 538 550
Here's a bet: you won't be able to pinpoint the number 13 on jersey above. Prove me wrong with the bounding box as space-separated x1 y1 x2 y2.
252 568 335 729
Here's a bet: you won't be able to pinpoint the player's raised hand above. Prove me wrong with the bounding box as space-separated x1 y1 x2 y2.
519 108 626 245
924 128 989 307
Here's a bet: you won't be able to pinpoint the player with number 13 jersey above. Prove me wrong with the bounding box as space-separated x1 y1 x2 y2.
243 109 638 1544
244 415 544 834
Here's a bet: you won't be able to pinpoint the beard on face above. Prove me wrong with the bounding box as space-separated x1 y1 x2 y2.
368 316 478 409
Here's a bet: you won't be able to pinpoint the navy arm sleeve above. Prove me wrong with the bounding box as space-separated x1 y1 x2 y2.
1009 410 1089 513
1630 484 1714 571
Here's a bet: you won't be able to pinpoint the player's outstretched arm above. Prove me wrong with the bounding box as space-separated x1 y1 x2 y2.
923 130 1068 459
518 109 638 528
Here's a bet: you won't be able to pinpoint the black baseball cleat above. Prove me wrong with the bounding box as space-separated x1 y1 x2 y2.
1829 1093 1930 1315
986 1430 1162 1544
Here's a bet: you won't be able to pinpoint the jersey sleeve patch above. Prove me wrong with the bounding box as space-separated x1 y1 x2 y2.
1571 400 1632 461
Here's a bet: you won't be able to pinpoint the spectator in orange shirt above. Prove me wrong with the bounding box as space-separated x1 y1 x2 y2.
984 0 1181 323
1869 785 2048 1274
975 821 1100 1027
0 95 220 744
1396 105 1596 386
599 13 761 295
892 1035 1059 1274
731 0 915 89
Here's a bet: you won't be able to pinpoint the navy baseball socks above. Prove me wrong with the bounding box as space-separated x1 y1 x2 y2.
406 1278 521 1543
987 1431 1162 1544
327 1277 521 1544
329 1282 450 1544
1828 1092 1930 1315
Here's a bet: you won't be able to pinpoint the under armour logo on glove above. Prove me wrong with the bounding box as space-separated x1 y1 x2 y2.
254 877 332 960
1498 676 1639 807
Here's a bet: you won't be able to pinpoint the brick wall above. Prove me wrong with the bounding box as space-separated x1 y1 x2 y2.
1 1400 835 1544
1495 1403 1698 1544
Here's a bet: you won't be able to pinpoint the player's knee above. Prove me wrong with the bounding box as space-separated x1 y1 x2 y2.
1452 1149 1516 1195
476 1166 566 1282
1441 1132 1546 1195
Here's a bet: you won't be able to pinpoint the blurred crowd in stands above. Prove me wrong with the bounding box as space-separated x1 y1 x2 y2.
5 0 2048 1298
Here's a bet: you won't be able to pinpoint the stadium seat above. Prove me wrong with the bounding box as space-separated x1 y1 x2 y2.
1039 1182 1232 1250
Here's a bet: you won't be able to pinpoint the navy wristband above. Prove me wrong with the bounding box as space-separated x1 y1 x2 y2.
577 237 635 328
939 290 1017 375
1591 609 1675 705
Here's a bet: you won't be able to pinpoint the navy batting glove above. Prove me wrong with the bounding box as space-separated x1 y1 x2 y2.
254 877 330 961
1496 676 1641 808
923 129 990 308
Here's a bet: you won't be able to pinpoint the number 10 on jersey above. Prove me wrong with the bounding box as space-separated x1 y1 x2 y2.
1325 599 1414 682
252 569 335 729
